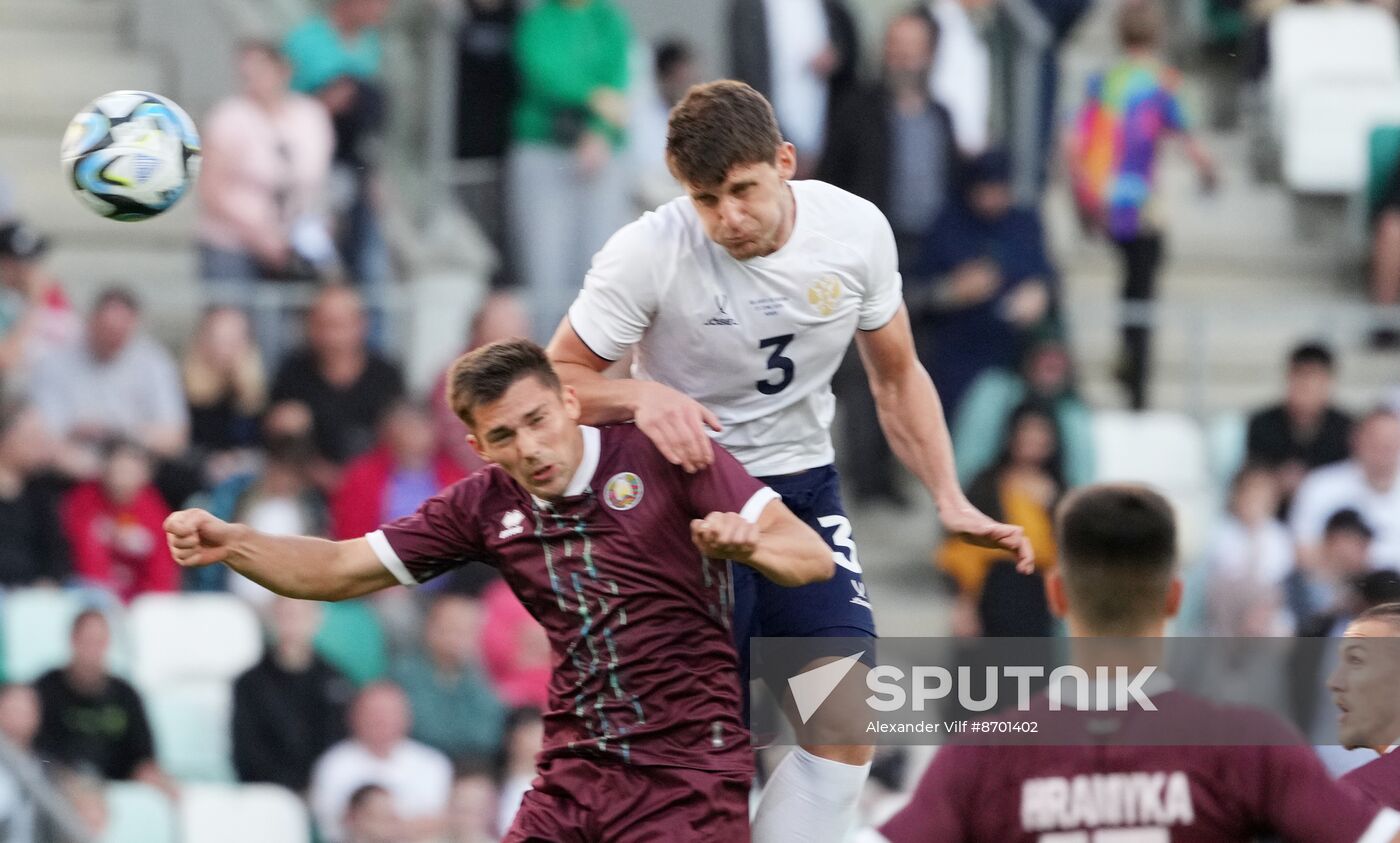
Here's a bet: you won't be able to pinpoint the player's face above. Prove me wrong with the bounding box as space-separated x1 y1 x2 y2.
683 144 798 261
468 375 584 501
1329 620 1400 751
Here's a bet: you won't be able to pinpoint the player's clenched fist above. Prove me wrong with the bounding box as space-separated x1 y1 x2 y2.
690 512 760 562
164 509 242 568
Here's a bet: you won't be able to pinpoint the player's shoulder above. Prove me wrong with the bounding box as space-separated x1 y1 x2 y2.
794 179 885 225
596 423 670 474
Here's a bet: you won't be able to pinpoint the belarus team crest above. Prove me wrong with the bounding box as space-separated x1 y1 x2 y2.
604 472 644 510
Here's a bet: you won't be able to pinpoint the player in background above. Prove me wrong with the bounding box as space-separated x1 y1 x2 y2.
164 339 835 843
546 79 1031 842
871 484 1400 843
1332 603 1400 811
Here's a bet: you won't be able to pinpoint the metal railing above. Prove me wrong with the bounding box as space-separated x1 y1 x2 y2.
0 736 93 843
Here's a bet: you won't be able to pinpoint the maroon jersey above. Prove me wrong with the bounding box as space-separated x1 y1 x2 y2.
1345 750 1400 813
879 689 1400 843
367 424 775 774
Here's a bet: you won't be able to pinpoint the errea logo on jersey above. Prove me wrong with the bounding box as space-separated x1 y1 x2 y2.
499 509 525 539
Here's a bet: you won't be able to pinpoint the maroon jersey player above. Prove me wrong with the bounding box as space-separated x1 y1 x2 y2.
1332 603 1400 812
164 339 835 843
873 485 1400 843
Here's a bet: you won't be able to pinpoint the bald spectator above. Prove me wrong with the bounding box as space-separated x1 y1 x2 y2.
233 598 354 792
0 400 68 588
391 595 504 764
271 286 404 466
1292 410 1400 570
30 287 188 481
309 683 452 843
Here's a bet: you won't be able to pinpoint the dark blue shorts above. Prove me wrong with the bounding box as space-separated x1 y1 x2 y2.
732 464 877 681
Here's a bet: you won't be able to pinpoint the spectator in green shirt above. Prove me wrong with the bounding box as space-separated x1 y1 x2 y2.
391 594 505 765
507 0 633 340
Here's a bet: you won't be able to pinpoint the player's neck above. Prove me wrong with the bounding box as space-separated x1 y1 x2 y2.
1063 622 1169 677
763 183 798 258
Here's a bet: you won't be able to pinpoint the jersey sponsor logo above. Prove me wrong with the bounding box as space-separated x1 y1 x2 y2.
807 275 843 316
1021 772 1195 834
604 472 644 510
499 509 526 539
704 293 738 326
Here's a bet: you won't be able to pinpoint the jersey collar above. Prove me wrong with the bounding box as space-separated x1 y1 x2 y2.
532 425 600 507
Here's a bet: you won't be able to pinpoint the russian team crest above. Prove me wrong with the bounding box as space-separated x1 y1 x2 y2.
807 275 843 316
604 472 644 510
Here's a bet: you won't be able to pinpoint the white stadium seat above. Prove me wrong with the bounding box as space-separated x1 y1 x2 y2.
144 683 237 783
179 784 310 843
1 589 129 683
1091 411 1215 561
1283 80 1400 194
128 594 262 688
101 782 176 843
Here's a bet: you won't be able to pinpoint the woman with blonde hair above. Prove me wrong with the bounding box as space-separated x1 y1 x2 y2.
183 306 268 483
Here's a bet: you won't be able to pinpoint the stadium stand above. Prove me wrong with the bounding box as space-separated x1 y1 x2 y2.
100 782 177 843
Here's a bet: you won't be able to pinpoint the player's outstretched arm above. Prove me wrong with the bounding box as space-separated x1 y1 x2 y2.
164 509 398 602
691 500 835 587
854 306 1033 571
548 317 722 473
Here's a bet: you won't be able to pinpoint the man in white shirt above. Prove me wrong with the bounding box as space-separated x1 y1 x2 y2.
309 682 452 843
1292 409 1400 571
927 0 993 155
547 80 1029 842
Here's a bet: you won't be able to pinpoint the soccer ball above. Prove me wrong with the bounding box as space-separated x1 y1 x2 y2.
60 90 201 222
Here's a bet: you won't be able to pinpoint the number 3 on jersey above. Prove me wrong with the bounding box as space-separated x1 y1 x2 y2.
817 515 862 574
756 334 795 395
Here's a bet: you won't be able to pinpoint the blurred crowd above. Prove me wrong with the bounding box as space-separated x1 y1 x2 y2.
0 0 1398 839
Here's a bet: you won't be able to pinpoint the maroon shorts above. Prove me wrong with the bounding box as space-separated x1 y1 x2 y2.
502 754 751 842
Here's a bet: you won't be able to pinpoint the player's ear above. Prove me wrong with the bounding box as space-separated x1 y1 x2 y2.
1163 577 1183 619
560 385 582 424
1045 570 1069 619
775 142 798 180
465 433 492 464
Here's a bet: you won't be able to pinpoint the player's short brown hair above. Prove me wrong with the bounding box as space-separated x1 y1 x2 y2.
1118 0 1163 49
1056 484 1177 635
666 80 783 188
447 338 562 428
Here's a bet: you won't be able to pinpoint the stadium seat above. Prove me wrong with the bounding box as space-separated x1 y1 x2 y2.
179 783 310 843
101 782 176 843
1 589 129 683
129 594 262 688
313 599 387 686
145 683 237 782
1368 125 1400 218
1205 411 1247 490
1090 411 1215 560
1282 80 1400 194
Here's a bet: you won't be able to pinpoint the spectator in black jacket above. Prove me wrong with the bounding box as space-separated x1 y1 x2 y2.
0 400 68 587
1247 342 1353 516
729 0 859 175
819 9 959 507
233 596 354 793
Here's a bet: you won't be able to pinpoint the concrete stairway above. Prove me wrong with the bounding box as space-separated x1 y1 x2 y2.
0 0 201 345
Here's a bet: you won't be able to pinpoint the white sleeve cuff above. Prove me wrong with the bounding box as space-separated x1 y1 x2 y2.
1359 808 1400 843
567 302 624 363
739 487 782 524
365 530 417 587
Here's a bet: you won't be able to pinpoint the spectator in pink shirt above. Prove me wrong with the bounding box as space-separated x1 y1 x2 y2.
198 40 337 358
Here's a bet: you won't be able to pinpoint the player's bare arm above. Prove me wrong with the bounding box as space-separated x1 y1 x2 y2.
691 499 835 587
548 317 722 474
164 508 397 601
854 304 1034 570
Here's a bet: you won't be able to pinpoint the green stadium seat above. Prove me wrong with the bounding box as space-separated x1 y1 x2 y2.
1368 125 1400 219
102 782 176 843
313 600 387 686
145 684 237 783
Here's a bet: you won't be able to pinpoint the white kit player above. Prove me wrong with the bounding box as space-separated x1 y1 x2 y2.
546 80 1031 841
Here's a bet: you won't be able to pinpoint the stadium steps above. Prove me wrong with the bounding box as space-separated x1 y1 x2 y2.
0 3 198 347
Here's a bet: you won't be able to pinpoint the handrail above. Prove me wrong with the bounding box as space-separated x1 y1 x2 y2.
0 736 94 843
996 0 1054 206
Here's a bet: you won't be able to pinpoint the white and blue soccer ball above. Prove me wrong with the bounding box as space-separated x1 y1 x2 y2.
60 90 201 222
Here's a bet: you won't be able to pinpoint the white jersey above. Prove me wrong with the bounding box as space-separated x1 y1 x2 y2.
568 180 903 477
